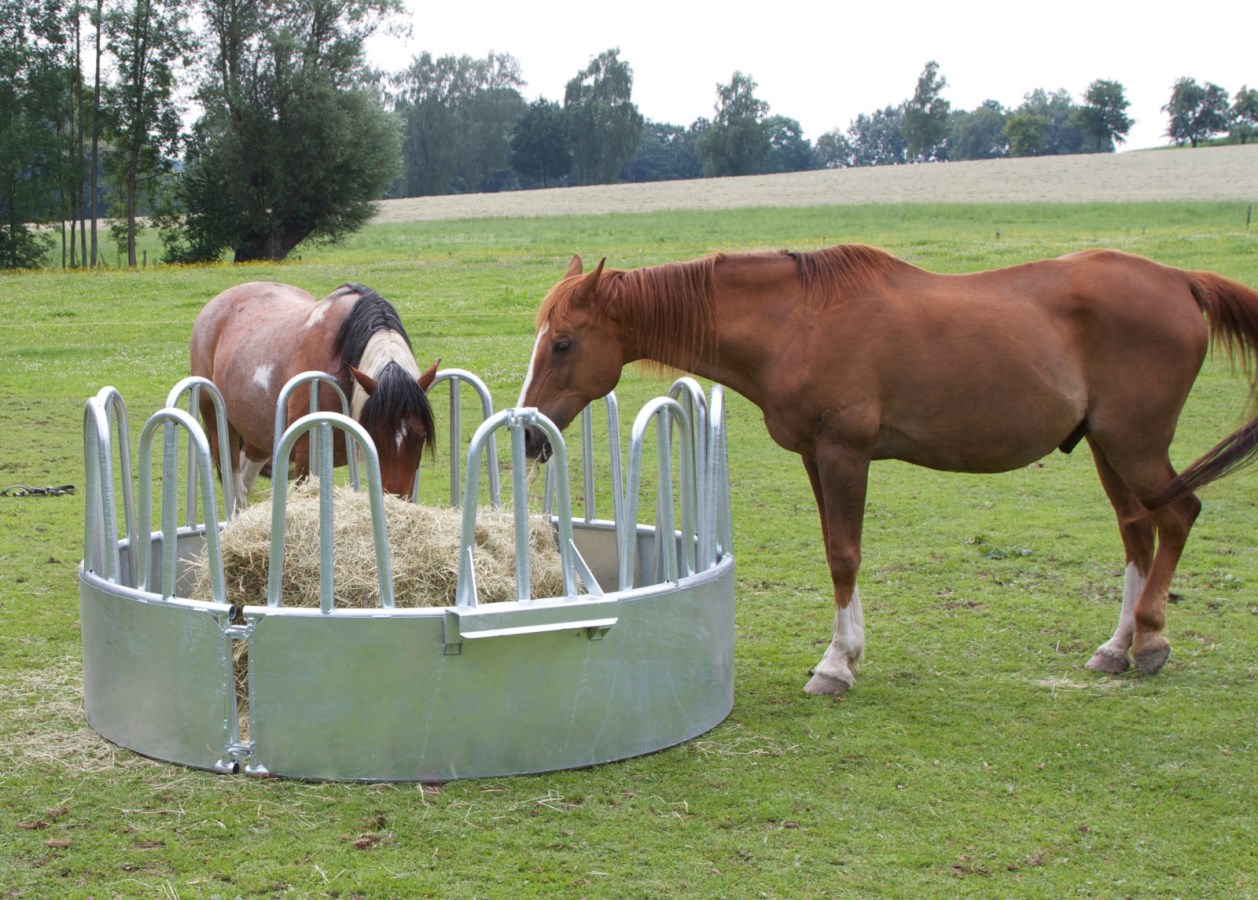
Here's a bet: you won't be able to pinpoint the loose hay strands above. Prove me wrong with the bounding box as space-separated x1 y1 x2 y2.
190 481 569 609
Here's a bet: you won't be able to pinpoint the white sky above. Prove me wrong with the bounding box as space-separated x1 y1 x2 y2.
370 0 1253 153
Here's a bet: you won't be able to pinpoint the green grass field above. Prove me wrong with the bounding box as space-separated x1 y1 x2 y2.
2 201 1256 897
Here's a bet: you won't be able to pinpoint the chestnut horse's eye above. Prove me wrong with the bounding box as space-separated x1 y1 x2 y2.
552 338 573 354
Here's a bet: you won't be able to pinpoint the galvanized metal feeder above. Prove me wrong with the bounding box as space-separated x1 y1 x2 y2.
79 372 735 781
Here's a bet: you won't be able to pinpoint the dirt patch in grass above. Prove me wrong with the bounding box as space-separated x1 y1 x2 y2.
373 145 1258 224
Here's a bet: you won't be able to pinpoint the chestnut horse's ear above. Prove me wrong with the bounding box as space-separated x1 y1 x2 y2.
565 255 584 277
349 365 378 395
418 358 441 391
570 258 606 309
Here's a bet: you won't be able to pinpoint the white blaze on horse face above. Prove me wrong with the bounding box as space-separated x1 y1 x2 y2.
252 363 274 393
517 322 549 409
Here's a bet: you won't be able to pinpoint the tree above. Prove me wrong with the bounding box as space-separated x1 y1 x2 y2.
1230 85 1258 144
1014 88 1083 155
695 71 770 177
563 48 642 185
815 129 855 169
510 97 571 187
392 52 525 196
901 60 950 162
1004 113 1048 156
948 100 1008 160
1074 79 1132 152
103 0 189 267
1163 77 1231 147
0 0 68 268
846 105 907 166
762 115 816 173
165 0 402 262
622 119 702 182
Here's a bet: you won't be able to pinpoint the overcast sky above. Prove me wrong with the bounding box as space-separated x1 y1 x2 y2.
369 0 1253 153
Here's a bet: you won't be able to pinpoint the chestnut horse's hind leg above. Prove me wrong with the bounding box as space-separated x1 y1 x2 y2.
801 447 870 696
1085 438 1201 677
1085 441 1155 673
1129 492 1200 674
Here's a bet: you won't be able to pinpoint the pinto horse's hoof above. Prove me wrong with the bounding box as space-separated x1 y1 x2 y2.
1133 641 1171 676
1085 647 1131 674
804 669 853 696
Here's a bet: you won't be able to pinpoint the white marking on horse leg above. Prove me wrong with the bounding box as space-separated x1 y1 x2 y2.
241 456 267 496
517 322 549 409
1087 561 1144 673
805 588 865 695
252 363 274 392
230 450 251 512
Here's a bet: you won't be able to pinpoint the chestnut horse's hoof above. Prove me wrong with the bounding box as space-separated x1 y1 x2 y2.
1085 646 1131 674
1133 641 1171 676
804 669 853 696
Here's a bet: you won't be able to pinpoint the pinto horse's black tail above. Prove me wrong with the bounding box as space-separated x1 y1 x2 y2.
1147 270 1258 511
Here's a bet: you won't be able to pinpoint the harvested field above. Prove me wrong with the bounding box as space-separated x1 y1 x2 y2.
373 144 1258 223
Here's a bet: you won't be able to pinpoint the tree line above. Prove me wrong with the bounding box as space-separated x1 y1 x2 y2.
3 0 1256 269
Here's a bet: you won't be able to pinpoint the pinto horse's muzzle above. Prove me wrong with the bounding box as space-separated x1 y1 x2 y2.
523 423 552 462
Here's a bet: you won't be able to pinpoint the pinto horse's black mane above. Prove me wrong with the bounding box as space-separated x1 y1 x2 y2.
331 283 435 457
332 283 413 365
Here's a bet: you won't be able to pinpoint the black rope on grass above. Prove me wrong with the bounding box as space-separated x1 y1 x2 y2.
1 484 76 497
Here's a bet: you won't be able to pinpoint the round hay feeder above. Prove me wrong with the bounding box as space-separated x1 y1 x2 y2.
78 373 735 781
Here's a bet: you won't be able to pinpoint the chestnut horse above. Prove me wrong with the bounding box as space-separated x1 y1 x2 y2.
191 282 438 509
519 246 1258 695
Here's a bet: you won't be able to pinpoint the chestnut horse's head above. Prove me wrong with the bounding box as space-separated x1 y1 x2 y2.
519 256 626 460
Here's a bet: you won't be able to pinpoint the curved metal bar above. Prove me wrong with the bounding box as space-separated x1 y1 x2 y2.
457 408 583 607
273 371 358 490
266 412 392 611
669 378 708 564
700 386 730 566
82 399 119 583
84 387 137 585
619 398 696 591
426 368 500 508
166 376 236 520
545 392 623 532
136 408 227 603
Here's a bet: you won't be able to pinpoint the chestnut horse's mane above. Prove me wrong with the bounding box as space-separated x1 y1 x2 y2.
541 244 897 368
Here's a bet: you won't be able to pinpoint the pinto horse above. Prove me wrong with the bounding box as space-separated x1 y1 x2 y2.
191 281 438 509
519 246 1258 695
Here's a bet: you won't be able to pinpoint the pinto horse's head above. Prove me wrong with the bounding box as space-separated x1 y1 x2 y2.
520 256 626 460
348 358 440 497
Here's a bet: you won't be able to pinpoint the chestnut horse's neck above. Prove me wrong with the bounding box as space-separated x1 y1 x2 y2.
604 245 898 403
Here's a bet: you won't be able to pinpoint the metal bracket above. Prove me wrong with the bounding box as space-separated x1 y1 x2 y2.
441 603 618 654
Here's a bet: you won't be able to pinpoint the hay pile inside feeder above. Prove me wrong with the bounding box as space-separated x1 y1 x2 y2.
191 480 569 609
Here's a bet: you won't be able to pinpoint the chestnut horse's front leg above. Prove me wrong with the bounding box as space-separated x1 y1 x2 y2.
802 446 871 696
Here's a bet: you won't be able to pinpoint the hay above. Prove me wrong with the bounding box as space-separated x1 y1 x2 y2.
190 480 568 609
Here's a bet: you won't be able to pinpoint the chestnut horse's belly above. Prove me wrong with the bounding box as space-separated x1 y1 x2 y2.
872 356 1088 472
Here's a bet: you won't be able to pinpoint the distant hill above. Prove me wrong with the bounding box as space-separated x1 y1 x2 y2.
373 145 1258 224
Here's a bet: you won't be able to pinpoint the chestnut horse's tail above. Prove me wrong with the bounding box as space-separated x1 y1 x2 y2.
1148 270 1258 511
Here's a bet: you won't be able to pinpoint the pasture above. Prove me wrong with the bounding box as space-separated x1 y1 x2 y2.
2 156 1257 895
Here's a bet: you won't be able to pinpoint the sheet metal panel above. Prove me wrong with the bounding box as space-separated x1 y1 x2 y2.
244 558 734 781
79 568 237 772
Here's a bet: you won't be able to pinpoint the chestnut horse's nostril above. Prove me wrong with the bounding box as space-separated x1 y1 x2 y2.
523 424 552 462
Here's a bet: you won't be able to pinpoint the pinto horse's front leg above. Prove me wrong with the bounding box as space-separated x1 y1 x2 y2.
801 448 871 696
